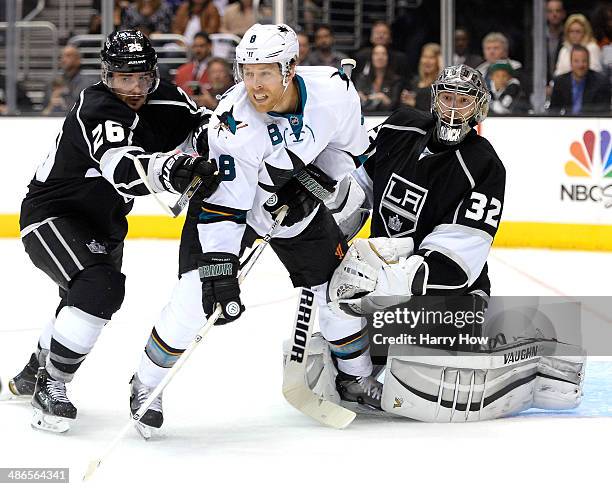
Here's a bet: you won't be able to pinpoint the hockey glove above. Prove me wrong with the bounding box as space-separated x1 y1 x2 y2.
199 252 245 325
162 153 221 198
264 165 337 227
192 111 211 156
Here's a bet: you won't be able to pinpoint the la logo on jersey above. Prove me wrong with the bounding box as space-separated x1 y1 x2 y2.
379 173 428 237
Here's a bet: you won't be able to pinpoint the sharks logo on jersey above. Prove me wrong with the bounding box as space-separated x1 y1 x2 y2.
379 173 428 237
216 106 248 135
330 68 351 90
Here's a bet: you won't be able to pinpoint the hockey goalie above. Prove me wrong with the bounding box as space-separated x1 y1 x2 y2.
282 65 585 424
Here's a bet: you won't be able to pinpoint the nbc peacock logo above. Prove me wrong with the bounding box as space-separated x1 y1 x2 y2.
561 129 612 207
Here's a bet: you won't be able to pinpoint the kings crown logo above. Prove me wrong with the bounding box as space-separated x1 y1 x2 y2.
561 130 612 206
86 239 107 254
388 215 403 232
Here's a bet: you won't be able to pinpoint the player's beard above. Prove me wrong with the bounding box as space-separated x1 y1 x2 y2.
118 93 147 111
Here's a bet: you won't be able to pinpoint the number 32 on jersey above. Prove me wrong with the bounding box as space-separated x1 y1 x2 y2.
465 191 501 228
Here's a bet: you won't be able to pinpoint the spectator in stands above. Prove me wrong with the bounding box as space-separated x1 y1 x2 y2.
554 14 603 76
194 57 233 109
354 21 410 80
172 0 220 42
355 45 402 113
42 77 70 116
297 32 312 66
550 45 611 114
546 0 566 81
488 60 525 114
305 24 347 67
122 0 174 34
476 32 522 84
44 45 96 113
91 0 129 33
400 43 441 112
453 27 483 68
592 1 612 47
174 31 212 97
220 0 255 36
0 75 34 115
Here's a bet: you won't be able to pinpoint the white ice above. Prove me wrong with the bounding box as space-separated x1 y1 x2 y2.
0 239 610 489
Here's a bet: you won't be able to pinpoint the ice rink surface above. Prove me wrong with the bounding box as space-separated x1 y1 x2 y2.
0 239 610 488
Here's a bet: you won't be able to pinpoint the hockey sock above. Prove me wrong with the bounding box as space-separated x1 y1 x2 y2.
46 306 107 383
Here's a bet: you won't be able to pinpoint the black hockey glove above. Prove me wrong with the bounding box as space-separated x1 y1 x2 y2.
264 165 337 227
199 252 245 325
161 153 220 198
192 112 211 156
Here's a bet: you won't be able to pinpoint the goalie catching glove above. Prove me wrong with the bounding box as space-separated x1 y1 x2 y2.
264 164 337 227
199 252 245 324
327 237 428 316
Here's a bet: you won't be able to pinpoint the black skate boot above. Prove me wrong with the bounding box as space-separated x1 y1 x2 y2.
336 370 383 411
130 374 163 439
31 367 77 433
8 353 40 397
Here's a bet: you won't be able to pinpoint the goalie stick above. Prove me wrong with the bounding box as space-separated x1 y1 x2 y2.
282 288 356 428
281 57 359 429
83 207 288 481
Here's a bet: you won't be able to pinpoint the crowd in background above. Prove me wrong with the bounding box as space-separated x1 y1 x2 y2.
2 0 612 116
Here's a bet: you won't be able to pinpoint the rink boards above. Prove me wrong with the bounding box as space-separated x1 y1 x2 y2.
0 115 610 250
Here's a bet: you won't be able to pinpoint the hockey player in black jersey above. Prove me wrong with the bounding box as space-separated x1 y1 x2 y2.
8 30 220 432
326 65 507 409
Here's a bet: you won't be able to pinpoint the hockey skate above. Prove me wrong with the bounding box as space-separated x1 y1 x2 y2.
129 374 163 439
4 353 40 399
336 371 383 412
31 368 77 433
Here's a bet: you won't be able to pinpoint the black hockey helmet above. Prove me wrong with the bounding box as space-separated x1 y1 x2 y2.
101 30 159 96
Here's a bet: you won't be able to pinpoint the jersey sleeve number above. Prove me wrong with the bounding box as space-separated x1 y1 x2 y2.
218 155 236 181
267 124 283 146
464 191 501 228
92 121 126 153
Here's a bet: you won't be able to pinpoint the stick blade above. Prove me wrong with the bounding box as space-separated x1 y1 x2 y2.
83 459 101 481
283 382 356 429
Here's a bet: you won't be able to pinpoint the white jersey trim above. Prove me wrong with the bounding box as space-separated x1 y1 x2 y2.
455 149 475 189
380 124 427 134
420 223 492 287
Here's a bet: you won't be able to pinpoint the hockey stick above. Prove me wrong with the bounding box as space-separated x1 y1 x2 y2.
132 155 206 218
281 57 358 429
282 288 356 428
340 58 356 80
83 207 288 481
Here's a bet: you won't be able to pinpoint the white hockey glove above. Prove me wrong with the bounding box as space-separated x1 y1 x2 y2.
327 237 427 316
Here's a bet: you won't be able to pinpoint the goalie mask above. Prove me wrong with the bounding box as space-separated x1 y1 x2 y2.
431 65 490 145
233 23 299 88
101 30 159 97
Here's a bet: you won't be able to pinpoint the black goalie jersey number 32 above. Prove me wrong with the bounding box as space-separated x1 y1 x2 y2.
464 191 502 229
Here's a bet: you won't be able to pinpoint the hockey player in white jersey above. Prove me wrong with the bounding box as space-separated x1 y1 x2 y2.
129 23 379 432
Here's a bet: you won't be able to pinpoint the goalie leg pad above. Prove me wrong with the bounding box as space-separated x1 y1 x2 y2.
381 350 539 422
533 351 585 410
282 332 342 405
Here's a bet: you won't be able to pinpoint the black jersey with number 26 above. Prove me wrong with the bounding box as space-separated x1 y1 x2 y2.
20 80 204 240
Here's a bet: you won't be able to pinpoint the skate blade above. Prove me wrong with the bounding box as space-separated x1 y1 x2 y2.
134 421 154 440
31 408 70 433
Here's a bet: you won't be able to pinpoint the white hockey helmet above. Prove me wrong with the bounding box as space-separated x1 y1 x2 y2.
234 23 299 87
